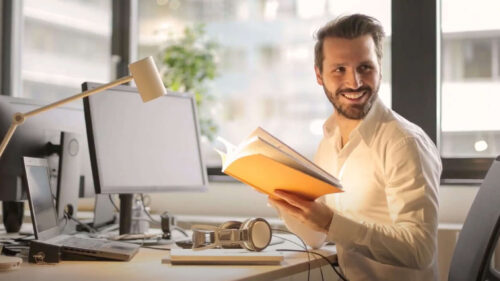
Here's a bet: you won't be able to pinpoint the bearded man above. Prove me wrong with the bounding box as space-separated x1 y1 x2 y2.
269 14 441 281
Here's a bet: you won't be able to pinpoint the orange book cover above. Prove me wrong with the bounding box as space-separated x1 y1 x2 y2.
216 127 342 200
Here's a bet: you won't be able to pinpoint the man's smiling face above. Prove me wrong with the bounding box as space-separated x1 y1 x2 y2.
315 34 381 120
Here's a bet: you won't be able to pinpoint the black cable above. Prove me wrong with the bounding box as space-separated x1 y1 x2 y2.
140 245 171 251
60 212 69 232
140 194 161 225
272 229 311 281
173 226 188 237
277 249 348 281
108 194 120 212
273 234 324 281
138 194 190 238
272 229 347 281
64 210 98 233
319 256 325 281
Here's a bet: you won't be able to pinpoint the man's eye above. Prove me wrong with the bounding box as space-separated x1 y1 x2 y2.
334 67 345 73
359 65 372 72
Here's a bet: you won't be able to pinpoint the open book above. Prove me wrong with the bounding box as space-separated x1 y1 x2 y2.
216 127 342 200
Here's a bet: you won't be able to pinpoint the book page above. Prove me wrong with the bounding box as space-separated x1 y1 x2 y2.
221 136 261 170
247 127 342 188
229 136 341 188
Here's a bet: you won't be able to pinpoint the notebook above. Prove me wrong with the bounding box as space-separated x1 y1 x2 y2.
23 157 139 261
164 249 284 265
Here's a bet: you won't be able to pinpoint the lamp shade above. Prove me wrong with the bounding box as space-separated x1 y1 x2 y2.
129 56 167 102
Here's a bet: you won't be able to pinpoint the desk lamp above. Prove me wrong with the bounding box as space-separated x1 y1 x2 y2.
0 56 166 159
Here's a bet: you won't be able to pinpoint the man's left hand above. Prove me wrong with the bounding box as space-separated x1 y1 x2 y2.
268 190 334 234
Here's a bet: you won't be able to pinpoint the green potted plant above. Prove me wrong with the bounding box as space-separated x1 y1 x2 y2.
161 24 219 141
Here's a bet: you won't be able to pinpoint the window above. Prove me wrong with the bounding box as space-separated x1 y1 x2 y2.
441 0 500 160
137 0 391 168
19 0 112 101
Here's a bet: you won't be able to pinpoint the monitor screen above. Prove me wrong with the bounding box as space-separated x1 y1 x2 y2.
23 158 59 235
83 82 208 194
0 96 95 201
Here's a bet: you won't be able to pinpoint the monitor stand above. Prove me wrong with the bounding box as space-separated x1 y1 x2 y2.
119 194 133 235
118 194 174 245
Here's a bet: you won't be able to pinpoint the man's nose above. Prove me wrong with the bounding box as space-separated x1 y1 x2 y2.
345 70 362 89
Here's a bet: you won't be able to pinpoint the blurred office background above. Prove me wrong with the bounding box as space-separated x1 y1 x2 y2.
9 0 500 165
1 1 500 280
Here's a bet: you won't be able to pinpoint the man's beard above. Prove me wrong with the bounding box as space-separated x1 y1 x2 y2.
323 83 379 120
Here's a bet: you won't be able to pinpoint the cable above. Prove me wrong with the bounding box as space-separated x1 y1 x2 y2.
108 194 120 212
60 213 69 232
272 234 324 281
272 229 347 281
173 226 188 237
272 229 311 281
140 194 161 224
64 210 98 233
140 245 171 251
276 249 347 281
138 194 190 238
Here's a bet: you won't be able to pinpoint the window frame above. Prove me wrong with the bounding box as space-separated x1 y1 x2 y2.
392 0 494 184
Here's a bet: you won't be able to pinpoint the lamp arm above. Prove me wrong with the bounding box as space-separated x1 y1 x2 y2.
24 75 133 118
0 113 25 158
0 75 133 159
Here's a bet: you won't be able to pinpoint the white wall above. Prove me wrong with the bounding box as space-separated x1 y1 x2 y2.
148 181 277 218
148 181 480 224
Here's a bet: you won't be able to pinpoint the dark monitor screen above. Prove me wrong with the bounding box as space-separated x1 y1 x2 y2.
83 82 208 194
0 95 95 201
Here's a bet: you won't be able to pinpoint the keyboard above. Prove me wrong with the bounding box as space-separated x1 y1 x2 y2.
58 236 110 250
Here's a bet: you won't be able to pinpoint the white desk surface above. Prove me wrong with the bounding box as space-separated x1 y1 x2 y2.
0 235 336 281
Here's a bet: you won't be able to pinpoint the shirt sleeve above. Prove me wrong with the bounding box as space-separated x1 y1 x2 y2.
326 136 441 269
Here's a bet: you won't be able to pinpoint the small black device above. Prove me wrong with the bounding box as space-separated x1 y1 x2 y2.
28 240 61 264
160 211 172 240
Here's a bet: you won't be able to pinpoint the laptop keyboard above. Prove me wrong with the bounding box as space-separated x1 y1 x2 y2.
59 236 109 250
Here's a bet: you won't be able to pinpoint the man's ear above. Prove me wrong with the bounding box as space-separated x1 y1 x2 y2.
314 66 323 86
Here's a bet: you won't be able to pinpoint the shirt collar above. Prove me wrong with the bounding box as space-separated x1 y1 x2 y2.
322 97 386 146
357 97 386 146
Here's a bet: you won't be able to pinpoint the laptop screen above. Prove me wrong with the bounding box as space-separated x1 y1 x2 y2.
24 159 59 235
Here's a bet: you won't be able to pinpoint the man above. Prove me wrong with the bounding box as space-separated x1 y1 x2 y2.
269 14 441 281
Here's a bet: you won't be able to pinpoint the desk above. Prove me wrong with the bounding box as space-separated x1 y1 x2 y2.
0 236 337 281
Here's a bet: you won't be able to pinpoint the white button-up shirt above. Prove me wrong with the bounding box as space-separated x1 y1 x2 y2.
281 97 441 281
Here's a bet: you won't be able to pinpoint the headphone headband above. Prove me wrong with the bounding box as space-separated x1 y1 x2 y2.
191 218 272 251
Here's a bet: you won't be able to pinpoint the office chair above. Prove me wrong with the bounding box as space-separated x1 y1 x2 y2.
448 156 500 281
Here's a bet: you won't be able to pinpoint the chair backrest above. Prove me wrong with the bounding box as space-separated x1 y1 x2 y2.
448 156 500 281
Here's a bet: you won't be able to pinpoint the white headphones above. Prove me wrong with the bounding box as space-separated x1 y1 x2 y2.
191 218 272 251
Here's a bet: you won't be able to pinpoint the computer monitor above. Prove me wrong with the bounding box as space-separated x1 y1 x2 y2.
56 131 82 232
0 96 95 201
82 82 208 235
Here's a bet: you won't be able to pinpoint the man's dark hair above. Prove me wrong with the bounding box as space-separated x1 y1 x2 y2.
314 14 385 73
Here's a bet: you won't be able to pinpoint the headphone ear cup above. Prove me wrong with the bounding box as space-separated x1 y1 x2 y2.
241 218 272 252
219 221 243 249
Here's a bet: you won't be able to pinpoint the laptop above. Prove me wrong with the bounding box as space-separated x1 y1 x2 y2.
23 157 139 261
